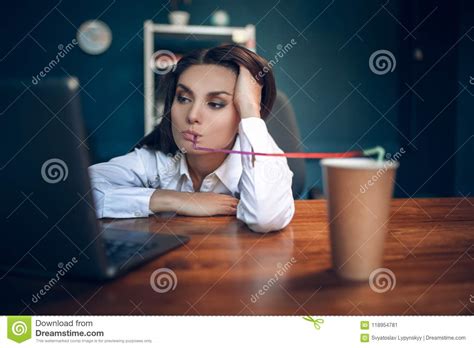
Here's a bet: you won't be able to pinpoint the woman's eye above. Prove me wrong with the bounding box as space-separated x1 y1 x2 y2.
176 95 190 103
208 102 225 109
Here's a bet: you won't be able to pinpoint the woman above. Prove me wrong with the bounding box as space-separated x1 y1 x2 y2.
88 44 294 233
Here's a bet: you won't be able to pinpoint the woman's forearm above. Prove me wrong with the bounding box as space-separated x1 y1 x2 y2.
149 189 187 213
149 189 238 216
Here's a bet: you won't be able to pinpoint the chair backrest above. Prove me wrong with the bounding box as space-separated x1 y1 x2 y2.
265 90 306 198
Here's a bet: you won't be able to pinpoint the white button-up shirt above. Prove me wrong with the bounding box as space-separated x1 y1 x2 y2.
88 117 295 233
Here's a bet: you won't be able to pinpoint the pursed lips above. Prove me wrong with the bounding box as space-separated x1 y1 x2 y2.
182 131 201 142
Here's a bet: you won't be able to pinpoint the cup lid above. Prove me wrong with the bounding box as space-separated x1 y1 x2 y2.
320 158 399 170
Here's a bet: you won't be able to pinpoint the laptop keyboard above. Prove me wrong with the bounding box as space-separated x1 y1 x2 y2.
104 239 160 265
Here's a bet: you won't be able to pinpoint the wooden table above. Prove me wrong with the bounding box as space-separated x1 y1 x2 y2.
2 198 473 315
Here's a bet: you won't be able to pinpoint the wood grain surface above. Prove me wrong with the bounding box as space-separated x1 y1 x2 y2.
1 198 473 315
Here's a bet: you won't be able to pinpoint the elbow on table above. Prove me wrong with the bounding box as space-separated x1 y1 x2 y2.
244 201 295 233
90 188 105 219
89 179 111 219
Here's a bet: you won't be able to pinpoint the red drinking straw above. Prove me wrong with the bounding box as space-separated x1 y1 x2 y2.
191 136 385 160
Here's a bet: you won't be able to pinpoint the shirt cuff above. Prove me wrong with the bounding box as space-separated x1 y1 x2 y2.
102 187 156 218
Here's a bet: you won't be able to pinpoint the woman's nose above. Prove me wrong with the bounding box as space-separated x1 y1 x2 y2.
186 102 202 124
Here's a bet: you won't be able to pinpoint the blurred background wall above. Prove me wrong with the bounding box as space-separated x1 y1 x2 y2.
1 0 472 198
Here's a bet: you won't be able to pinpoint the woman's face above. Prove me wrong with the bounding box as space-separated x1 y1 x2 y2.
171 64 240 154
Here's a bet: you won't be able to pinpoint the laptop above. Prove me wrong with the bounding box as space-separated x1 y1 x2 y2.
0 77 189 280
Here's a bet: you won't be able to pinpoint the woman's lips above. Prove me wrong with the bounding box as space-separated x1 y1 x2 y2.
182 132 200 143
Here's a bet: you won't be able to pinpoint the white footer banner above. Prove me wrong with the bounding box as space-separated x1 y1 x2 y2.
0 316 472 347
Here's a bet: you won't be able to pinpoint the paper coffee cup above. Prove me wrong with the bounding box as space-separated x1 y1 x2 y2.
321 158 399 281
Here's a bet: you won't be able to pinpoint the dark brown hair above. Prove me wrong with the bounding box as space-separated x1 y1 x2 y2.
134 44 276 154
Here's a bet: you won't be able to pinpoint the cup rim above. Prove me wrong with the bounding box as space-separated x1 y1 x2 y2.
320 157 399 170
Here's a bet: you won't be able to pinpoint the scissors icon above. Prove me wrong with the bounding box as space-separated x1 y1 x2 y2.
303 316 324 330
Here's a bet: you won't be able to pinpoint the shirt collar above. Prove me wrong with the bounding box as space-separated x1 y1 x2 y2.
178 135 242 194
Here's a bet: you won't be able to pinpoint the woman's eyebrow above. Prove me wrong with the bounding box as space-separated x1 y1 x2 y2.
208 91 233 97
177 83 232 96
176 83 193 95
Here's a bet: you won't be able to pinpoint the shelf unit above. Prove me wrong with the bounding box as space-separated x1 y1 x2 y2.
143 21 256 134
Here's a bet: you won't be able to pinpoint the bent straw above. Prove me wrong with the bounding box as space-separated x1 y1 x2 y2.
362 146 385 162
192 136 385 160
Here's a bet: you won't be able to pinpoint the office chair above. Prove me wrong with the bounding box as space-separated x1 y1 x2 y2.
265 90 306 198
